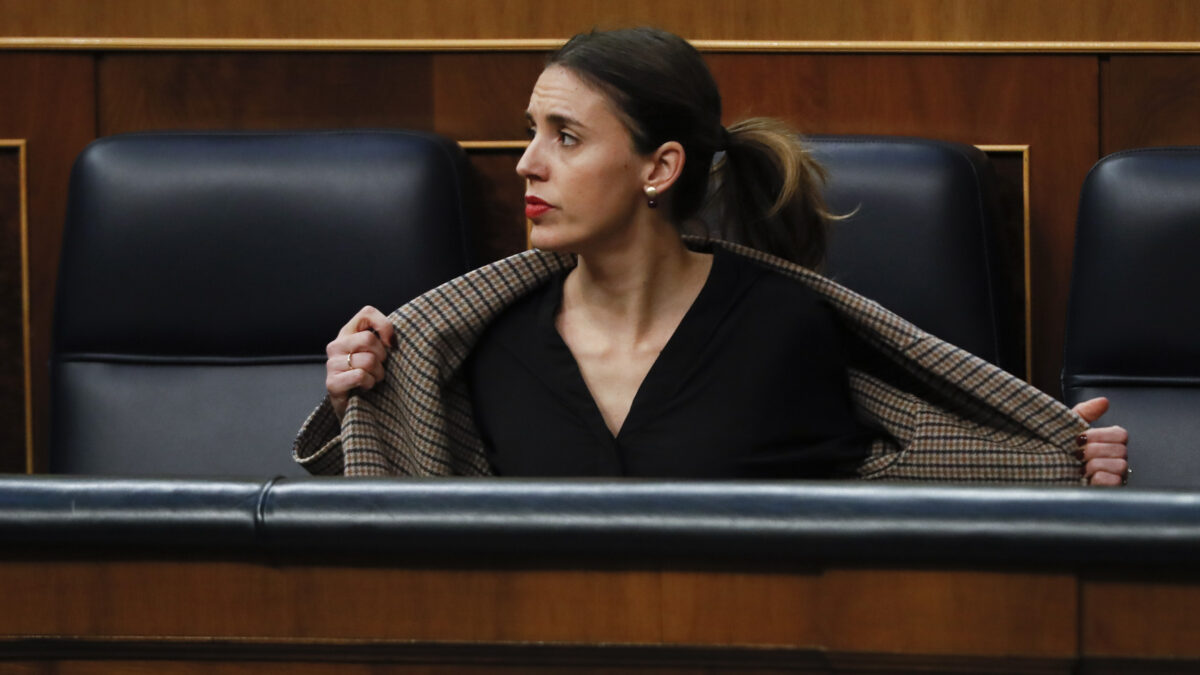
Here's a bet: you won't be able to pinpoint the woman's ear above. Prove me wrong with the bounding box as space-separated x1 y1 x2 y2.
644 141 686 193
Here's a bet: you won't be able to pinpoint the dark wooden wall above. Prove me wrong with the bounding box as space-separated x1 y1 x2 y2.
3 0 1200 41
4 556 1200 671
2 2 1200 471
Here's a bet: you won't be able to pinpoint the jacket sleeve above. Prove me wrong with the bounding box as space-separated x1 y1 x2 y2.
848 369 1088 484
292 397 346 476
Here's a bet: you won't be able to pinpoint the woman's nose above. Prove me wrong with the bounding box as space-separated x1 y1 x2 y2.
516 137 544 181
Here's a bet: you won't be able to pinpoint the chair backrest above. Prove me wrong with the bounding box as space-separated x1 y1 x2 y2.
51 130 475 476
1063 147 1200 488
810 136 1018 374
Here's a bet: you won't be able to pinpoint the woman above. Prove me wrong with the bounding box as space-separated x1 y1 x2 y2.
296 27 1128 484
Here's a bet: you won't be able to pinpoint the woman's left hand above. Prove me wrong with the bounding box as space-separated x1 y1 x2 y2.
1072 397 1129 486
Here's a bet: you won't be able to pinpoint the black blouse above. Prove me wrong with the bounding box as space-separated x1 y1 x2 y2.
466 246 875 478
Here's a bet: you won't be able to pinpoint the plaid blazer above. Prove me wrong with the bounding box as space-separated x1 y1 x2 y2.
295 239 1088 482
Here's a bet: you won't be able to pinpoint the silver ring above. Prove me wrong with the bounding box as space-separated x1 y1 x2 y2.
346 353 354 370
1123 467 1132 486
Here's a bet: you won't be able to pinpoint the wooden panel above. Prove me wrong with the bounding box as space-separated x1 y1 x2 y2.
98 53 433 134
661 569 1074 657
660 570 822 646
0 53 96 472
0 561 1074 654
431 52 543 264
2 0 1200 43
0 559 1087 672
0 561 661 643
0 144 25 473
1082 575 1200 659
465 151 528 264
432 53 545 140
1102 55 1200 154
819 570 1075 657
707 53 1097 395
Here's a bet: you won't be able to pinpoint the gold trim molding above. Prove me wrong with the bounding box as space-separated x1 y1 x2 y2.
459 141 529 150
0 140 31 474
3 37 1200 53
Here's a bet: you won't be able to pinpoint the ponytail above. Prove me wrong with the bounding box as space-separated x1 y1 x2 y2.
705 118 835 269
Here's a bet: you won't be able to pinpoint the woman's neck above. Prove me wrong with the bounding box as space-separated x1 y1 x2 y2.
563 222 712 344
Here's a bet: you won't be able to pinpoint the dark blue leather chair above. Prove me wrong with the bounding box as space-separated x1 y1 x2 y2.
812 136 1019 375
1063 147 1200 488
51 130 475 476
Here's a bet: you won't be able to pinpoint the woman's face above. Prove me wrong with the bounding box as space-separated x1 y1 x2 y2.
517 66 653 253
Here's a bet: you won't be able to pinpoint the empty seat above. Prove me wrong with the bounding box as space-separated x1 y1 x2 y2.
811 135 1018 374
51 130 476 476
1063 147 1200 488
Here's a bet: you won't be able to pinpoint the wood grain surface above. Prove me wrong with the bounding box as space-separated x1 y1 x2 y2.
98 53 434 134
1082 575 1200 659
1102 55 1200 154
2 0 1199 43
0 559 1082 669
464 151 528 264
431 52 544 140
0 53 95 473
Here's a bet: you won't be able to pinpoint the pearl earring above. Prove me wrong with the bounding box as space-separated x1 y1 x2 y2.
644 185 658 208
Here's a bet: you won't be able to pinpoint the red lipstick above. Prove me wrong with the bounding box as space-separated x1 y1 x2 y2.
525 195 552 219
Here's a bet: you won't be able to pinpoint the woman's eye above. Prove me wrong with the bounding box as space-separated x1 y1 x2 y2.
525 126 536 140
559 132 578 146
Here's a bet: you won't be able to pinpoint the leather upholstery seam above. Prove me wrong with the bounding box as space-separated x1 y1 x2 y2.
255 476 283 544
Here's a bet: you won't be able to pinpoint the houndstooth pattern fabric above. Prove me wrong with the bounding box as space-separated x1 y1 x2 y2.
294 239 1087 483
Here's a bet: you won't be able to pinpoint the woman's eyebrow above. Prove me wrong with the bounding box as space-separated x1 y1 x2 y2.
525 111 586 130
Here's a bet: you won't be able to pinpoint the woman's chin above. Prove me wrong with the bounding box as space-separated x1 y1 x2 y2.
527 226 576 253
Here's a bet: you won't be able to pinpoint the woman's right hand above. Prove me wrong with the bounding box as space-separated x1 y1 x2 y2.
326 306 395 420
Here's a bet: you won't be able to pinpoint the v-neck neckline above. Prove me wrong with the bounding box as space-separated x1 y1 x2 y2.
539 246 740 443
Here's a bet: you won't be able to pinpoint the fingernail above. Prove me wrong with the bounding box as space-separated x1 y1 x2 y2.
1074 448 1085 460
1075 434 1088 447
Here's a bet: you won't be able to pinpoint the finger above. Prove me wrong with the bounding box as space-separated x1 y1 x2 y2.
1089 471 1123 487
1072 397 1109 424
325 352 361 378
1079 425 1128 445
366 354 386 383
1080 441 1128 461
1085 457 1128 478
344 330 387 356
340 306 393 346
328 329 386 361
372 318 395 349
326 366 378 422
346 351 387 383
326 366 364 395
356 370 378 391
327 367 378 394
361 334 388 366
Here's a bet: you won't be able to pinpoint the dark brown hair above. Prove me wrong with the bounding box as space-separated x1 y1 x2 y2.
547 27 835 268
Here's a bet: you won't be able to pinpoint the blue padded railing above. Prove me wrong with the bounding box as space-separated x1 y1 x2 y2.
3 476 1199 565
